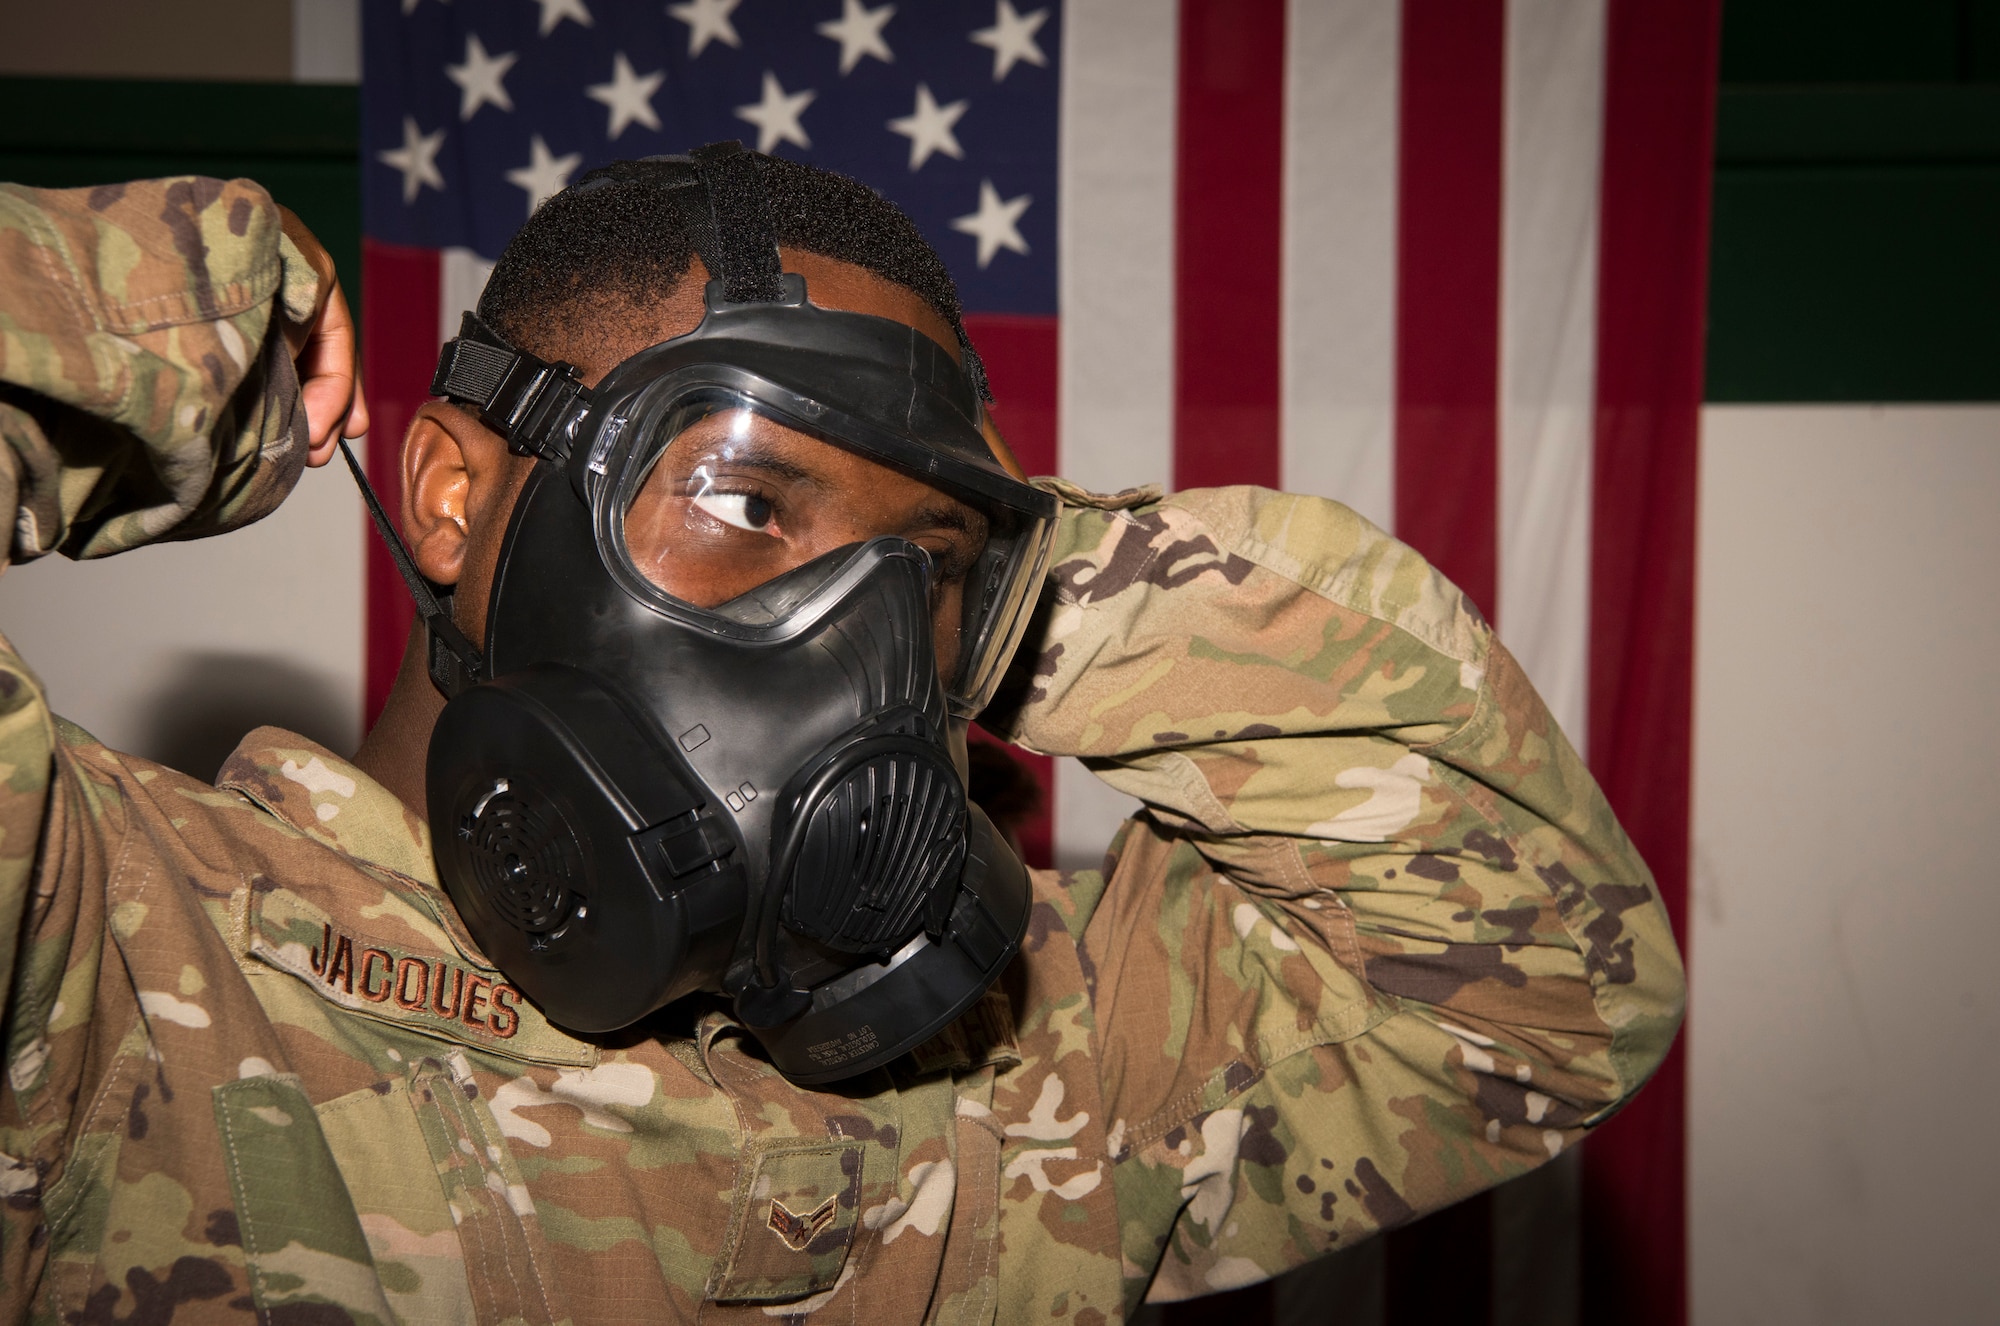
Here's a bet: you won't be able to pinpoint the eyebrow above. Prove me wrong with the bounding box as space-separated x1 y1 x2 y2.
697 443 822 487
911 501 979 535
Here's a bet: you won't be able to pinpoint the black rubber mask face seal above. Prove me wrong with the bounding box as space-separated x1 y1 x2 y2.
441 460 1032 1080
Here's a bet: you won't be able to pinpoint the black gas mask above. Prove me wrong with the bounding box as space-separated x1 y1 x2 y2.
346 143 1055 1084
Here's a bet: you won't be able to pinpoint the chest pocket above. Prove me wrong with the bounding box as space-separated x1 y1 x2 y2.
211 1074 399 1323
312 1054 564 1326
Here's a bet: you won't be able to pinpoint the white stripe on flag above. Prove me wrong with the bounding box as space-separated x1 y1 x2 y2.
1053 0 1173 870
1053 764 1151 875
440 247 498 349
1498 0 1605 745
1281 0 1400 534
1058 0 1179 495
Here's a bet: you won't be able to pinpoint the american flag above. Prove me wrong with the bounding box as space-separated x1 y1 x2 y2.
360 2 1715 1321
364 0 1059 312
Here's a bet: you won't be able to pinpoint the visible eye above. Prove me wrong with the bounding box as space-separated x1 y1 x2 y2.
691 490 777 533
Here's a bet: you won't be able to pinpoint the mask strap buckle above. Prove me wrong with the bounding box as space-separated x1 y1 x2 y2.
432 312 590 463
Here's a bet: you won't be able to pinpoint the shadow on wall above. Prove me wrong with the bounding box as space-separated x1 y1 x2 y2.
131 651 358 783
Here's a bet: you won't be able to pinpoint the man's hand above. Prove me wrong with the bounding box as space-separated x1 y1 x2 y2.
277 206 370 466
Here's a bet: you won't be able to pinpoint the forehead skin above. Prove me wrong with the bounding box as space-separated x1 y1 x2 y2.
551 247 961 386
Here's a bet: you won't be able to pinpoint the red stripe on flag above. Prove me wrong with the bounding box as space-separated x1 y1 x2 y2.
1583 3 1720 1325
963 312 1058 870
962 314 1059 479
359 239 440 726
1393 0 1505 618
1173 0 1286 493
1160 0 1283 1252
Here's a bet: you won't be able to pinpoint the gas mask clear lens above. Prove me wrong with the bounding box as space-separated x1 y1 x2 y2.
595 386 1054 718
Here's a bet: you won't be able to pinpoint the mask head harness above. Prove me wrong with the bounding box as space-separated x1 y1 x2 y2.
345 142 1053 1083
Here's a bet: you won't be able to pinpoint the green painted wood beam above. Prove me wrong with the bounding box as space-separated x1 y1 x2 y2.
0 76 361 319
1707 85 2000 401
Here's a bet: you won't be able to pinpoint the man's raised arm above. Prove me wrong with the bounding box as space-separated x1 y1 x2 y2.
0 179 351 1251
988 480 1686 1303
0 177 346 571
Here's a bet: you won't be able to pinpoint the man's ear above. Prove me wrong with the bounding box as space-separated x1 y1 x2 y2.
402 402 536 642
402 404 480 586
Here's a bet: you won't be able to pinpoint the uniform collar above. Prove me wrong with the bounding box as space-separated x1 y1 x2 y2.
216 726 438 887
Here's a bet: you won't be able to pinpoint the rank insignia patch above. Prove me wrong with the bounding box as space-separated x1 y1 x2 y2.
766 1195 839 1252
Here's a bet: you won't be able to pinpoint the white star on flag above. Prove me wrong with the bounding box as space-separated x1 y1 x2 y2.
950 179 1030 268
534 0 592 36
378 116 446 204
970 1 1049 81
669 0 742 57
888 84 967 171
445 34 517 121
817 0 895 76
588 53 664 139
735 71 816 154
506 135 583 215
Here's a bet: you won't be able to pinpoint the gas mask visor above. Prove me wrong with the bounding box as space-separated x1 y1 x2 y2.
573 299 1056 720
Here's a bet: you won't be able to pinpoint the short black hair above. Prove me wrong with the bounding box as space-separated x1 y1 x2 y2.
477 151 976 381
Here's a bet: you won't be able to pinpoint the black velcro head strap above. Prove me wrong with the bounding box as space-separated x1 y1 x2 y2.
432 312 589 462
690 141 784 303
657 169 717 279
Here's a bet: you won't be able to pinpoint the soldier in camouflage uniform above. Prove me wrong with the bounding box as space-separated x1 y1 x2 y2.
0 174 1684 1324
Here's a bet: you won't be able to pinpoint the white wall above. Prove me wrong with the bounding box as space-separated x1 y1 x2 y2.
0 449 368 781
292 0 360 84
0 0 366 781
1690 404 2000 1326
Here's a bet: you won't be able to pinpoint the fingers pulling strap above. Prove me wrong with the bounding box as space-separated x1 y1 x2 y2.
431 312 590 463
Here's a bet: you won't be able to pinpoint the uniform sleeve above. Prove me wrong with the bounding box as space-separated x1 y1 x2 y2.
983 481 1686 1301
0 176 316 570
0 178 316 1272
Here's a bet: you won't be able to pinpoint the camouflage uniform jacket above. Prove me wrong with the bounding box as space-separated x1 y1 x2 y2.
0 180 1686 1324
